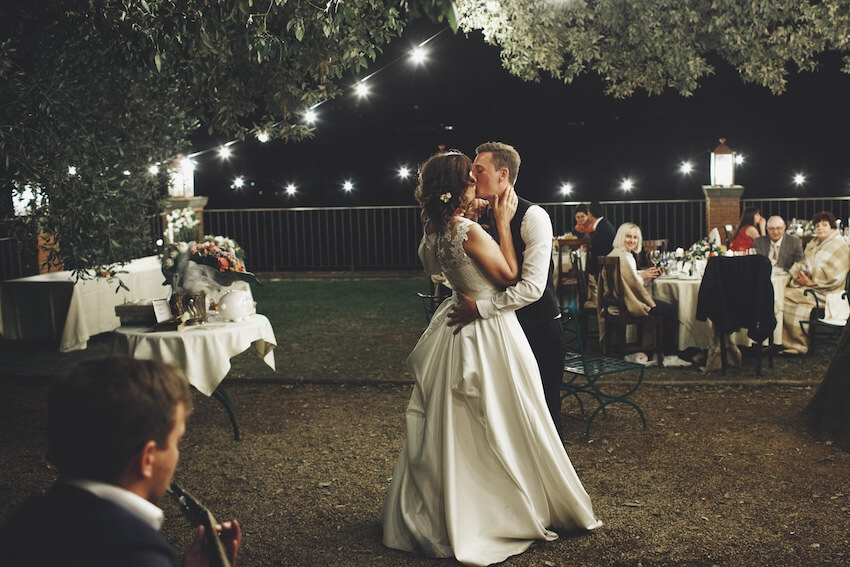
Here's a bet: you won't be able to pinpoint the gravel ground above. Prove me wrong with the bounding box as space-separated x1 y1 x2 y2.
2 376 849 566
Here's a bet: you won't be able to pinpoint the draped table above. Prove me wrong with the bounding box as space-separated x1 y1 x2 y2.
112 313 277 439
653 269 791 350
0 256 166 352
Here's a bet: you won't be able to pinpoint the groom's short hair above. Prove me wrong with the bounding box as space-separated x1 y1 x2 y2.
476 142 520 185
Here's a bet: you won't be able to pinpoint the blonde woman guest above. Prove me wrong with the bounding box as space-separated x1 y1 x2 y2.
782 211 850 354
604 223 682 363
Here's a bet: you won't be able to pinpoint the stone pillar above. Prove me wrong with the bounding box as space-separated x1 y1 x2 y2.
162 196 209 244
702 185 744 244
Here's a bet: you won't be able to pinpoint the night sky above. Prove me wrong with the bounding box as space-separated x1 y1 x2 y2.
193 21 850 209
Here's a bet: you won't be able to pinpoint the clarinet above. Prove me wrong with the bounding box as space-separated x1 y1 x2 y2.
167 482 231 567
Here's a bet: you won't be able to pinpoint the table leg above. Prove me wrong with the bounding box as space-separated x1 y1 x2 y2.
211 386 240 441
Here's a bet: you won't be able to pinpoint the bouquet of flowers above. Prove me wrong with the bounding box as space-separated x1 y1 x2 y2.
673 238 727 276
161 235 260 291
166 207 200 242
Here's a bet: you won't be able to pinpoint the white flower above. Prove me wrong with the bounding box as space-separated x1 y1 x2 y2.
439 192 452 203
675 247 684 258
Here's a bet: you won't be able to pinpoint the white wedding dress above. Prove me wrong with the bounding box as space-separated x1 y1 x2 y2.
382 217 602 566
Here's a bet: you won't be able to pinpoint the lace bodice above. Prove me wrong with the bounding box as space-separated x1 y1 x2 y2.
424 217 500 300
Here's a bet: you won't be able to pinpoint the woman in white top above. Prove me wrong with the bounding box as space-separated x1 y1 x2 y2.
606 222 680 360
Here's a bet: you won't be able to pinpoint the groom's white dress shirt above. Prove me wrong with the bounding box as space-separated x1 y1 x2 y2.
477 205 553 318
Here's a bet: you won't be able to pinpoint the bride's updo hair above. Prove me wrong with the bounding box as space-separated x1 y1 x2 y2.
414 151 474 232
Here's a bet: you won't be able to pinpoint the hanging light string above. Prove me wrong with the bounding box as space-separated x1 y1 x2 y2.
182 27 449 161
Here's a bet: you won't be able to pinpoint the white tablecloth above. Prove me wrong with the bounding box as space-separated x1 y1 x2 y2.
653 270 790 350
112 314 277 396
0 256 167 352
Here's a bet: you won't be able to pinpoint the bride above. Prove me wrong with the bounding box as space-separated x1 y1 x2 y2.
381 151 602 566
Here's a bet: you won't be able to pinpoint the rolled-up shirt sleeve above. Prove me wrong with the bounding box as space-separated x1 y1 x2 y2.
477 205 553 319
418 232 441 275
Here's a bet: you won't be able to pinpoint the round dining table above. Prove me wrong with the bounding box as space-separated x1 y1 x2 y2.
653 269 790 350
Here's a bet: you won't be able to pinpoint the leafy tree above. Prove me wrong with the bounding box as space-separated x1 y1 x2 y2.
456 0 850 97
0 0 453 275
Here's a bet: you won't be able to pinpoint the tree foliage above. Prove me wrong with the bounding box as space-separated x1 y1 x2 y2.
0 0 448 275
4 0 850 275
456 0 850 97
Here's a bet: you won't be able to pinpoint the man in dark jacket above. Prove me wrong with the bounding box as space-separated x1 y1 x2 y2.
0 357 241 566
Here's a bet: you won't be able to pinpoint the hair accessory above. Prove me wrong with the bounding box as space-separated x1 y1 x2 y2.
439 192 452 203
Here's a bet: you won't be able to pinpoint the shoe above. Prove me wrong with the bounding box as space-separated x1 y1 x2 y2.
660 355 692 367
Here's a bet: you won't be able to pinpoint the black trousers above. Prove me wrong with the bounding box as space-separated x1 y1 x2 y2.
648 299 679 355
521 317 565 439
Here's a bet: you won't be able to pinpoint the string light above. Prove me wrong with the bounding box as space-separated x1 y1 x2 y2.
620 177 634 192
793 172 806 186
679 161 693 175
67 166 77 175
342 180 354 192
148 164 160 175
232 176 245 189
303 109 318 125
218 145 233 159
354 82 370 98
122 170 131 176
410 46 427 65
560 182 573 196
285 183 297 196
735 154 745 165
397 166 410 179
256 131 270 143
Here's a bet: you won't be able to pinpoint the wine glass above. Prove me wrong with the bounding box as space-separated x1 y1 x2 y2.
648 249 662 273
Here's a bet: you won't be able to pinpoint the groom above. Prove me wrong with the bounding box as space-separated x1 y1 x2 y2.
448 141 565 438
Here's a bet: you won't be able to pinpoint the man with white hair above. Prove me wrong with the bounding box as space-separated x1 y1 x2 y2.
754 215 804 271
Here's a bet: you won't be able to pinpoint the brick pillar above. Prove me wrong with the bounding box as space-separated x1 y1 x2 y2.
37 232 63 273
702 185 744 244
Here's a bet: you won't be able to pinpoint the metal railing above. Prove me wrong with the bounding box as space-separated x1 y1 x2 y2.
3 196 849 280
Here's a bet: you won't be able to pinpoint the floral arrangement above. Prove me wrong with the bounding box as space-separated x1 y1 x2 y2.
673 238 727 275
165 207 200 242
161 235 259 290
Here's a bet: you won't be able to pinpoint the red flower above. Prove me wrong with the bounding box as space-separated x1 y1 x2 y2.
217 257 230 271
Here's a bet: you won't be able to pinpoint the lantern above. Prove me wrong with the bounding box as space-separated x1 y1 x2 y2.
710 138 735 187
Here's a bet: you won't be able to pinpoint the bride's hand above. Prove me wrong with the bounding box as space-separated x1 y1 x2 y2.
492 186 518 228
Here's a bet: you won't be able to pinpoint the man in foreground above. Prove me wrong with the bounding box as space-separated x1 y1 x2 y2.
0 357 241 566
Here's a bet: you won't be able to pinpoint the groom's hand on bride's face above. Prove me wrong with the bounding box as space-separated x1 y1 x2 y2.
447 291 479 334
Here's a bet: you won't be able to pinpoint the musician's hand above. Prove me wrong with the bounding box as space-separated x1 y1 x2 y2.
183 520 242 567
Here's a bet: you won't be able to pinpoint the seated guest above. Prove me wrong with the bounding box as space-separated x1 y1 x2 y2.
605 222 683 364
782 211 850 354
574 203 593 236
754 215 804 271
0 357 242 566
729 206 765 252
587 200 615 277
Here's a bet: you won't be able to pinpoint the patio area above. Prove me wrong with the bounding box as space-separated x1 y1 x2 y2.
1 277 848 565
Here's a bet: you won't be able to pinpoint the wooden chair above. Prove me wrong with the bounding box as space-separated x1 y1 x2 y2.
554 237 591 307
560 305 647 442
597 256 664 365
800 271 850 357
641 239 669 268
